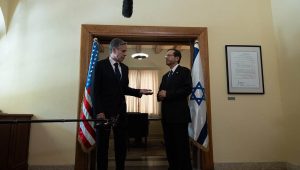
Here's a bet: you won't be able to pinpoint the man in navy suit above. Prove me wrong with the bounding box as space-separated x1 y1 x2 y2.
157 49 193 170
93 38 152 170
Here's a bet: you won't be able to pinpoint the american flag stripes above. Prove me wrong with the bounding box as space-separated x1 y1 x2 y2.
188 40 209 150
78 38 99 152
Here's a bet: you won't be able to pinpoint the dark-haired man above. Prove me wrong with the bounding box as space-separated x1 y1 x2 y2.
93 38 152 170
157 49 193 170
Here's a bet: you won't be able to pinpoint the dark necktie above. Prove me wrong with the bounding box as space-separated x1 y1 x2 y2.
166 70 173 82
114 63 121 80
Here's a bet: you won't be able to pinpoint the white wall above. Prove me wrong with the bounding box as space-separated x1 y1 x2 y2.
271 0 300 165
0 0 297 166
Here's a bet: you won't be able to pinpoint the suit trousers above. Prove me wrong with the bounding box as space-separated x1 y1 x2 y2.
96 121 128 170
162 122 192 170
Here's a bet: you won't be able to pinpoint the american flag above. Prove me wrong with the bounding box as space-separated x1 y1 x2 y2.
78 38 99 152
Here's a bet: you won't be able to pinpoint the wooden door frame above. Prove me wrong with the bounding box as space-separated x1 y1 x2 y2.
75 24 214 170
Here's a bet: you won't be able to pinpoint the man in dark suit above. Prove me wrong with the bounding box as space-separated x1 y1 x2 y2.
93 38 152 170
157 49 193 170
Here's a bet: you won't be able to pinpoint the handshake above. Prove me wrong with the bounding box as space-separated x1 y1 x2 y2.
140 89 153 95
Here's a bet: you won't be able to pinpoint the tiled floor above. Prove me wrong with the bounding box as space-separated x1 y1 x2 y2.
108 138 168 169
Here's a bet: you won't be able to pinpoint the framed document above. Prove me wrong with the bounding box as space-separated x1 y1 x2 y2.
225 45 264 94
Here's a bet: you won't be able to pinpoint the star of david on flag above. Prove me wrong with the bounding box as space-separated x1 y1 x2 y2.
190 82 205 106
188 40 209 150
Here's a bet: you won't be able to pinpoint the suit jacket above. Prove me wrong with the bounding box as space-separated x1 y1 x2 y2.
93 58 141 118
158 65 192 124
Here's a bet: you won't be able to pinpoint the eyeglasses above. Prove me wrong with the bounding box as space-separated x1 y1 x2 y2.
165 54 174 58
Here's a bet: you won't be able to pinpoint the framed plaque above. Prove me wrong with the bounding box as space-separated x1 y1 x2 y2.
225 45 264 94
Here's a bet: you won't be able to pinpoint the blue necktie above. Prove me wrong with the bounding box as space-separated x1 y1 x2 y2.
114 63 121 80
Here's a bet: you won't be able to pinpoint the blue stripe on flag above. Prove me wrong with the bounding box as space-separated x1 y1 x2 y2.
192 47 199 64
197 119 208 144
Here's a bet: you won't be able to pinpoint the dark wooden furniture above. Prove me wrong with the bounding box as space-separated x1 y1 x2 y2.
0 114 33 170
127 112 149 147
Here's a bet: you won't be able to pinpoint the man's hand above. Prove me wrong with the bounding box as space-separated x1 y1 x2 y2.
157 90 167 101
140 89 153 95
97 112 106 120
157 95 164 101
158 90 167 98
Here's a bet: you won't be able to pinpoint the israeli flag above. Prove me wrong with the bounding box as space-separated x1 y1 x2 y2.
189 40 208 150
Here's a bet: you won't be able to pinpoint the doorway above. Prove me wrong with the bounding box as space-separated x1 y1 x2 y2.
75 25 213 170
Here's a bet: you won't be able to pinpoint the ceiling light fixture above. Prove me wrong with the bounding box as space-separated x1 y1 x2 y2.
131 53 149 60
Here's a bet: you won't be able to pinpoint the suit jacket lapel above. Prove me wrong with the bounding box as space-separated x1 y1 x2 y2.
104 58 119 82
120 64 126 81
161 66 182 90
168 65 181 83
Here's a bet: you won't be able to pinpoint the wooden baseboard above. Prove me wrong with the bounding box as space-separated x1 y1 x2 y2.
214 162 290 170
